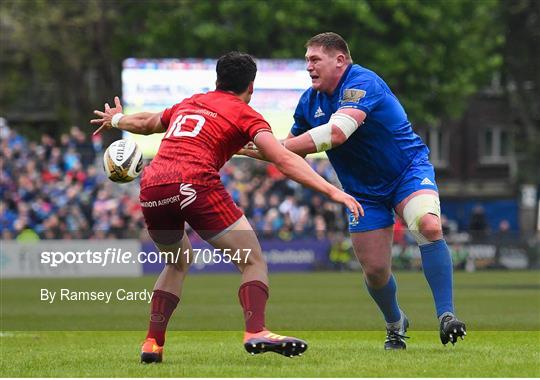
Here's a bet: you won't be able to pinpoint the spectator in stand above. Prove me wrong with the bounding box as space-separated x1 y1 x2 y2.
495 219 514 245
469 205 490 242
329 232 353 271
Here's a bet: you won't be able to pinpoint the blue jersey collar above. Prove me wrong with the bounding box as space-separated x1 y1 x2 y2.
330 64 353 98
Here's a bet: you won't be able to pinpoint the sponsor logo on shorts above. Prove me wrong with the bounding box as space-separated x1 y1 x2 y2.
140 194 182 208
348 213 359 227
421 177 435 186
179 183 197 210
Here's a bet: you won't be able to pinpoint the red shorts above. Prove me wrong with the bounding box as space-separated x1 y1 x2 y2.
140 183 243 244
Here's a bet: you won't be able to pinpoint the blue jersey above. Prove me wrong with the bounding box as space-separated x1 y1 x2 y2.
291 64 429 198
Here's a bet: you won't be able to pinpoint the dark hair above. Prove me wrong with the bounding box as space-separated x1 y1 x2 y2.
306 32 351 60
216 52 257 94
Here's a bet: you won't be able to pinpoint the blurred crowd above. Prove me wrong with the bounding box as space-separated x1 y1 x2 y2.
221 158 348 240
1 122 144 240
0 122 349 241
0 121 519 248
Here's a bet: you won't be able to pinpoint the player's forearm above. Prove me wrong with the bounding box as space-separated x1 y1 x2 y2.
274 151 336 197
283 133 317 156
286 112 361 155
116 113 159 135
284 127 347 156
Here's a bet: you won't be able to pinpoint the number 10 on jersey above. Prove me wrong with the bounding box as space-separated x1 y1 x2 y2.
165 114 206 138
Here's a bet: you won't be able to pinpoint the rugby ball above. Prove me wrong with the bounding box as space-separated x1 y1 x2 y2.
103 139 144 183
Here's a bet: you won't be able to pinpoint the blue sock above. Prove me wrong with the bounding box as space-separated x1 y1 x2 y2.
366 274 402 324
420 239 454 317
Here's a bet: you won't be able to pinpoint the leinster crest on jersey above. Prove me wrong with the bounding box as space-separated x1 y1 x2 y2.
341 89 366 103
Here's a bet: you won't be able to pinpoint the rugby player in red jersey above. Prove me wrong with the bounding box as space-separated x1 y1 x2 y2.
91 52 363 363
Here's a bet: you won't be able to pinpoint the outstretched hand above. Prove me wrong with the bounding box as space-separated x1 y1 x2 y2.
330 191 364 221
91 96 123 135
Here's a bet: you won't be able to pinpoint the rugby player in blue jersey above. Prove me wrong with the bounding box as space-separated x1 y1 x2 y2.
241 32 466 349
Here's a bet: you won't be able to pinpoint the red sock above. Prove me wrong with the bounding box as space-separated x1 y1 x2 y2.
146 290 180 346
238 280 269 333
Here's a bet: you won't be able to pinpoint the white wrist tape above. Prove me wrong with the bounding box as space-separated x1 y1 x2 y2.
308 125 332 152
111 113 124 129
307 112 359 152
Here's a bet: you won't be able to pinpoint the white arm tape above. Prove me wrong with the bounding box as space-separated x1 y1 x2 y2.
111 113 124 129
308 123 333 152
332 112 359 138
307 112 359 152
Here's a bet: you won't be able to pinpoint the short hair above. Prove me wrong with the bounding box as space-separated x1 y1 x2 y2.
216 52 257 94
305 32 352 60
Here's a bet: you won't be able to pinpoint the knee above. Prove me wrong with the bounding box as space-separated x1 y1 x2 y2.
418 214 443 242
363 264 391 287
402 193 442 244
237 250 267 271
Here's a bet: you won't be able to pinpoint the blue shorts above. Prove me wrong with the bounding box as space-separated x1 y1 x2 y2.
346 156 438 233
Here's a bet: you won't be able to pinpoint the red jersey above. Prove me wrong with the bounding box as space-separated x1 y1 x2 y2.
140 90 272 189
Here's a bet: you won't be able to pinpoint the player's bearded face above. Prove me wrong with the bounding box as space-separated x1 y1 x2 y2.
305 45 340 94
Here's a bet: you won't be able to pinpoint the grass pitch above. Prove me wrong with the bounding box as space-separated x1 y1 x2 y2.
1 271 539 377
2 330 539 377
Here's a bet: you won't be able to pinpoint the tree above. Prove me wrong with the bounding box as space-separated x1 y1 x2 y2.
0 0 504 130
501 0 540 182
0 0 121 129
113 0 503 125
